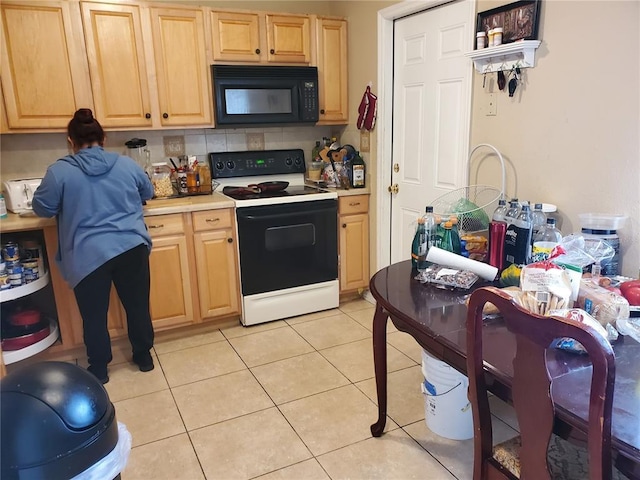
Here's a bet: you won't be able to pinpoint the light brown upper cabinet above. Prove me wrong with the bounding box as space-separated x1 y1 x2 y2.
265 14 310 63
149 7 211 126
210 11 310 64
81 2 211 129
80 2 153 128
209 11 261 62
316 17 348 124
0 1 93 129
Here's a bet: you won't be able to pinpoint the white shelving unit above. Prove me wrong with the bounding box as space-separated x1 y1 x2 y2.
2 319 59 365
0 271 50 303
465 40 541 73
1 270 60 364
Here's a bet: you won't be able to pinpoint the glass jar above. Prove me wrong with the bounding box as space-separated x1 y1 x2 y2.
151 162 174 198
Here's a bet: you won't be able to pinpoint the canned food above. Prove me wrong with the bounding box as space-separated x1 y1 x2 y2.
22 260 39 283
2 241 20 263
8 265 23 287
21 240 44 274
0 272 10 290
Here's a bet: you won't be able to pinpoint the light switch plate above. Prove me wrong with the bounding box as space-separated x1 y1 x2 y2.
247 132 265 151
163 135 185 157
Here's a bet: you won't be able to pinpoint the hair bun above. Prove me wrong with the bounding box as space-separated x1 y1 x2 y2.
74 108 95 124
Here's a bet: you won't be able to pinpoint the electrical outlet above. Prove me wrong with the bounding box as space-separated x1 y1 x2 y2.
360 130 370 152
247 132 265 151
486 93 497 116
163 135 185 157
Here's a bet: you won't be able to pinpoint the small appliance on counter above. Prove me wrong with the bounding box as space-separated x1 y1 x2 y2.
2 178 43 213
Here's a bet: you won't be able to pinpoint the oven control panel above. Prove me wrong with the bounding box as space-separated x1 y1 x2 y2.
210 149 306 179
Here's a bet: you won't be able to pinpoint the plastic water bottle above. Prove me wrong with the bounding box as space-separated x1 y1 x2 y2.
532 217 562 262
531 203 547 241
504 203 532 266
424 206 437 253
492 198 508 222
440 221 455 253
449 215 462 254
504 198 521 225
534 217 562 244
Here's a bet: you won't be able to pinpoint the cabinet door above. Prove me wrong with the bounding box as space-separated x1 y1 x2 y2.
265 14 310 64
148 235 194 330
193 229 240 319
0 1 92 129
316 18 348 124
209 11 260 62
339 213 370 293
150 7 211 126
81 2 153 128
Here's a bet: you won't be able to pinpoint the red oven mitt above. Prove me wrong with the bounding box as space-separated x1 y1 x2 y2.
356 86 378 131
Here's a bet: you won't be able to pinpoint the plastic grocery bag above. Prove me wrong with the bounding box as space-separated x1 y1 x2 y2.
552 234 614 269
71 422 132 480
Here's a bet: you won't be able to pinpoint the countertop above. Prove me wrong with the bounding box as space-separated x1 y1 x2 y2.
0 188 368 232
0 192 235 233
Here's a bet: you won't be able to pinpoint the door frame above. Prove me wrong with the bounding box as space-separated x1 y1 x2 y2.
375 0 475 272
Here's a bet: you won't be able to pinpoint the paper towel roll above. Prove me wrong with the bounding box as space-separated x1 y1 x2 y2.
426 247 498 281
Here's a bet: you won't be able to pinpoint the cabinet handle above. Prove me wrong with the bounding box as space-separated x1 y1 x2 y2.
342 223 347 228
270 49 275 54
255 48 260 54
148 224 164 229
227 238 233 243
320 109 325 114
145 113 151 119
349 202 360 206
162 113 169 119
205 218 220 223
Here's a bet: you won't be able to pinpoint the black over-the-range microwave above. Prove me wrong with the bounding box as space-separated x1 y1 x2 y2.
211 65 319 126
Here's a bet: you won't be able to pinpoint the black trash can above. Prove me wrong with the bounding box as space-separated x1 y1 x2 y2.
1 361 120 480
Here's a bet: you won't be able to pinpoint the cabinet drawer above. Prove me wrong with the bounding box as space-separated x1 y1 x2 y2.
192 209 233 232
145 214 184 237
339 195 369 215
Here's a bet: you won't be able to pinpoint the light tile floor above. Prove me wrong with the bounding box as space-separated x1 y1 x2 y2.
101 298 519 480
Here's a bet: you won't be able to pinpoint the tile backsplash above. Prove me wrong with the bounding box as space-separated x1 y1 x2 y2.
0 126 336 180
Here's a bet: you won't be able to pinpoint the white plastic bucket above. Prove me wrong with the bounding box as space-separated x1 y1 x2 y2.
421 350 473 440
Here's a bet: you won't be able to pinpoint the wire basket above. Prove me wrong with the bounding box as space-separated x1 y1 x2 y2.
431 185 502 233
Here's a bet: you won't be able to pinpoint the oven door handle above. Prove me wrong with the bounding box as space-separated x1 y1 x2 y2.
240 208 336 222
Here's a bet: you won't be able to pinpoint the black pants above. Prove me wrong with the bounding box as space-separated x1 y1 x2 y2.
74 244 154 367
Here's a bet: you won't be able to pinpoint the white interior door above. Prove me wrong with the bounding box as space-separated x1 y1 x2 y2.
389 1 473 265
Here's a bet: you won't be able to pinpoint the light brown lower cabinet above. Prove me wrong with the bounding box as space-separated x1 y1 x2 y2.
143 213 195 330
338 194 370 294
41 208 240 353
192 209 240 319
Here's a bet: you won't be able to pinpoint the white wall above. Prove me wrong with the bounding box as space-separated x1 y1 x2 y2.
470 0 639 277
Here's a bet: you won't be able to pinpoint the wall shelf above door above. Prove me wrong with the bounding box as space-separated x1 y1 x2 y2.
465 40 541 73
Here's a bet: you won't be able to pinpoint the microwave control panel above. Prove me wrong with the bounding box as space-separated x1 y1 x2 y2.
301 81 319 122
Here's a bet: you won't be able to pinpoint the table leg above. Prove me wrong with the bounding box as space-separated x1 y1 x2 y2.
370 302 389 437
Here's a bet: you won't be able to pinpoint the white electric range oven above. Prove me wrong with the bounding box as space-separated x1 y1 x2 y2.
210 149 338 326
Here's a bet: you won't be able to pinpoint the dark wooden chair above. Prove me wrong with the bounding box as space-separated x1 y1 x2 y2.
466 286 617 480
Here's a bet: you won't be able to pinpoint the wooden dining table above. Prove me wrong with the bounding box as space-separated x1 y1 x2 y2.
369 260 640 479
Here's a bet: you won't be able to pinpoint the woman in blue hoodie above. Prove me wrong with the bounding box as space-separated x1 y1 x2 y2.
33 109 155 384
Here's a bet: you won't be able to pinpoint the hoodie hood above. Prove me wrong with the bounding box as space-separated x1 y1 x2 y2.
61 146 119 176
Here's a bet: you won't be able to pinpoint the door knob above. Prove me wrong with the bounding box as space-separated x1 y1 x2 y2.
388 184 399 194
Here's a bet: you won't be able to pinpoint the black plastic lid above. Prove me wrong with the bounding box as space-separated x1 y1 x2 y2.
425 206 434 213
125 138 147 148
546 217 556 225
